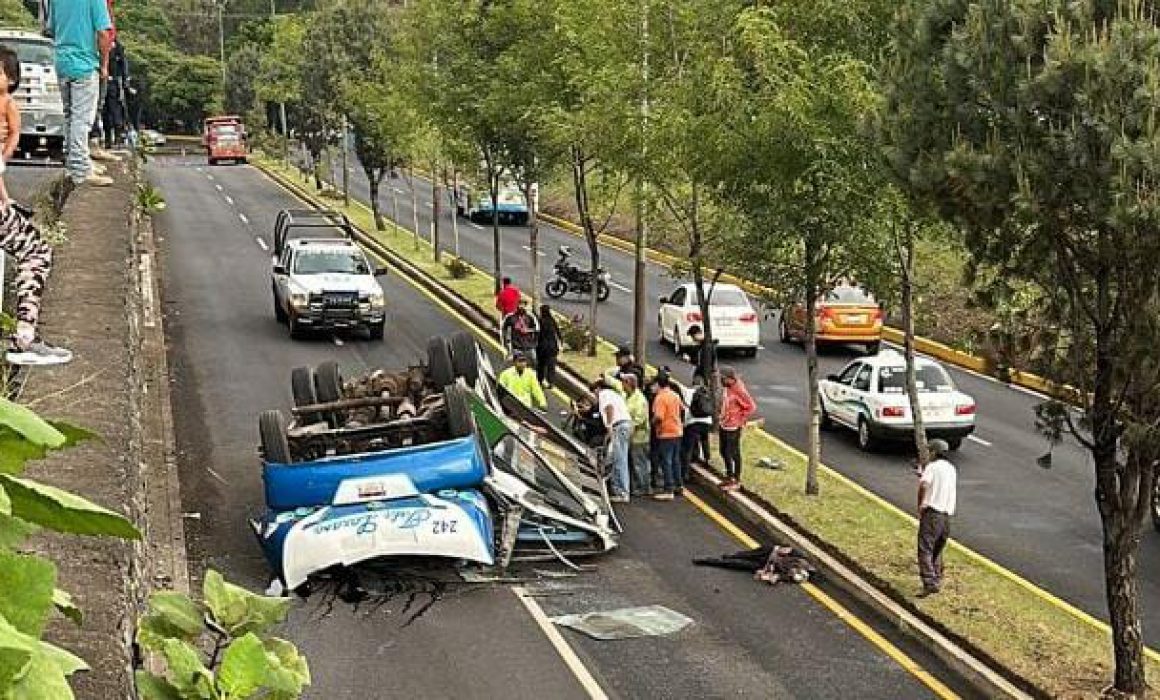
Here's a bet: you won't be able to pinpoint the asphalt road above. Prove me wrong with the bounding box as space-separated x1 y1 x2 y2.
152 155 972 698
321 155 1160 644
6 160 60 203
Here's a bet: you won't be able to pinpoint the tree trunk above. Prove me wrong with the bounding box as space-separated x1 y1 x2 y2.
804 251 821 496
490 169 502 295
368 167 385 231
570 145 599 357
409 167 421 251
633 176 649 367
432 165 442 263
1097 449 1147 697
900 222 929 465
526 178 540 308
450 169 461 256
391 189 400 234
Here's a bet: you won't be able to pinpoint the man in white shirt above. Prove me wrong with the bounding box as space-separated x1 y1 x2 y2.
916 439 957 597
594 379 633 503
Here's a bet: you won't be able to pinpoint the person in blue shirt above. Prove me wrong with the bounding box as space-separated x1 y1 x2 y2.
48 0 114 186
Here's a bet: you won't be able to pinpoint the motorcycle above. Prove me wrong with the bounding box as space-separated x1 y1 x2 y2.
544 246 611 302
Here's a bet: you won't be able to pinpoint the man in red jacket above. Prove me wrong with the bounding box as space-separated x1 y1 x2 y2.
495 277 521 317
718 366 756 491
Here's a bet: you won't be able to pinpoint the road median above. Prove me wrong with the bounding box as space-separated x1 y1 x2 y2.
257 155 1160 697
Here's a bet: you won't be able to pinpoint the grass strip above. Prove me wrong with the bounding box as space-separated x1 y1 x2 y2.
257 156 1159 698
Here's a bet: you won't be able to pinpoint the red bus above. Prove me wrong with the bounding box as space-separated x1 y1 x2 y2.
203 115 248 165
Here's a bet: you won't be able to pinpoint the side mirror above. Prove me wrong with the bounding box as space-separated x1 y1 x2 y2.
657 296 668 305
272 264 287 276
374 265 389 277
826 374 839 382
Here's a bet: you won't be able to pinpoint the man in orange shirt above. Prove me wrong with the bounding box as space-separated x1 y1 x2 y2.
650 372 685 501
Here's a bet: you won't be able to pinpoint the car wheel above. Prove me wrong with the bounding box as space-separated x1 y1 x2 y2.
658 318 668 345
290 367 322 425
287 313 305 339
208 158 217 166
865 340 882 355
367 321 385 340
314 361 345 428
444 383 474 438
272 286 287 323
742 347 758 358
673 326 684 356
947 437 963 451
450 331 480 386
857 417 876 452
259 410 291 464
779 316 791 344
820 405 834 431
427 336 455 387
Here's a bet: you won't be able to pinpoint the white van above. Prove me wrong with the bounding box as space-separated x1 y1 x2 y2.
0 30 65 159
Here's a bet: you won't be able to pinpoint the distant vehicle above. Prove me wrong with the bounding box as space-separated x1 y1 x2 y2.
820 350 976 451
545 246 610 301
780 284 884 355
456 182 529 225
139 129 166 147
269 209 387 339
202 115 247 165
0 30 64 159
658 282 761 357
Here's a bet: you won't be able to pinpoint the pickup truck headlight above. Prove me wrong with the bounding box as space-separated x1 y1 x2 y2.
289 291 309 308
368 290 385 308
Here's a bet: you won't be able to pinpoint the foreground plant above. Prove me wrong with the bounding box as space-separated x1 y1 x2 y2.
135 570 310 699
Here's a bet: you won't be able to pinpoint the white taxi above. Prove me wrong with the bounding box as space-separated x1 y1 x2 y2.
820 350 976 451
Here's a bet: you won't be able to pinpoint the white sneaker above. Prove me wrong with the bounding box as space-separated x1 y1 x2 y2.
6 337 72 366
82 174 114 187
91 148 122 163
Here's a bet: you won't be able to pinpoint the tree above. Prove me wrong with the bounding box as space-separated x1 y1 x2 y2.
225 42 264 119
880 0 1160 693
712 6 889 495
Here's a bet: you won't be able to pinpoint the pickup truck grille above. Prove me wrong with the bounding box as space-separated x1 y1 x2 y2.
316 292 359 309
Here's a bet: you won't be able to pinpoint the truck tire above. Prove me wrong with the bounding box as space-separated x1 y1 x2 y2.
259 410 291 463
314 361 345 427
367 321 385 341
450 331 480 386
273 284 287 323
444 383 474 438
291 367 321 425
428 336 455 387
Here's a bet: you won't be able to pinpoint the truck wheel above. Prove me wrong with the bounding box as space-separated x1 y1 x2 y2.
314 361 345 427
444 383 474 438
272 285 287 323
259 410 291 463
367 322 385 340
428 336 455 387
450 331 480 386
291 367 321 425
288 314 305 339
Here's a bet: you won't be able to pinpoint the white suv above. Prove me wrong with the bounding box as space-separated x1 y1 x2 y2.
820 350 976 451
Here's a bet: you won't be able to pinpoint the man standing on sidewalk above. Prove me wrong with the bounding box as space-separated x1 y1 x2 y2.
916 439 957 597
650 372 685 500
622 372 652 497
49 0 114 186
593 378 633 504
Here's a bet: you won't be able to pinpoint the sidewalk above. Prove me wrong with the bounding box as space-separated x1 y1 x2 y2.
16 163 181 699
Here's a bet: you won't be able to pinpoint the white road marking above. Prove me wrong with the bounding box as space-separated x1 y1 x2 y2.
206 174 214 181
392 187 405 194
255 237 268 251
239 213 249 224
609 281 633 293
512 587 607 700
469 222 484 230
215 184 223 192
195 167 203 173
967 435 992 447
224 195 234 205
520 245 547 257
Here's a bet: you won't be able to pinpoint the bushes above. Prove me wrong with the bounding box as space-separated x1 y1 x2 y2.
557 313 592 351
443 255 472 279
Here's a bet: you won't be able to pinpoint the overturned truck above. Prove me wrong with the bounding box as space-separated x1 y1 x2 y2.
253 332 618 590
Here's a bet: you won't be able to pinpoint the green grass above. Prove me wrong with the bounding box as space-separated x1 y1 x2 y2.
258 155 1159 698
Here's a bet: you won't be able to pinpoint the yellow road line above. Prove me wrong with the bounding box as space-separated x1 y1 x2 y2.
682 489 960 700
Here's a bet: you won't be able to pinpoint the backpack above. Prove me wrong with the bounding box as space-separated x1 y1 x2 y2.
691 386 714 418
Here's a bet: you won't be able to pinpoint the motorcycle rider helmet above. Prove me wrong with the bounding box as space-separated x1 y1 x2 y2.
558 245 573 257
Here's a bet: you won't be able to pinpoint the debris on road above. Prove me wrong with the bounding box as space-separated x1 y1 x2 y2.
551 605 693 641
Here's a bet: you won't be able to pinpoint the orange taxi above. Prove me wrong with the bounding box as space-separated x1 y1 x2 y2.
779 284 884 354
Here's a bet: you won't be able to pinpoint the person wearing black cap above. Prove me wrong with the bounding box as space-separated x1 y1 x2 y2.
916 439 957 597
611 346 645 387
685 325 718 381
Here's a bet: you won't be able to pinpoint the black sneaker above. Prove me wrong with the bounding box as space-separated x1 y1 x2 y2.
6 337 73 366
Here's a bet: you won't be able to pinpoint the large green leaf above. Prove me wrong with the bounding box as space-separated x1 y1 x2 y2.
160 639 213 699
0 423 94 476
0 614 35 690
203 570 290 637
0 400 64 448
7 645 74 700
0 474 141 539
137 593 205 651
216 633 269 699
135 670 183 700
35 640 86 678
0 552 55 636
262 637 311 699
0 513 38 549
52 589 82 627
